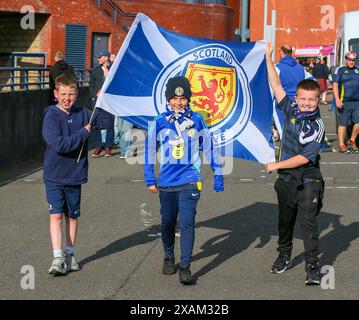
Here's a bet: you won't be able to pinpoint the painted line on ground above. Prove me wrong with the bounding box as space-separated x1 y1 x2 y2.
321 161 359 165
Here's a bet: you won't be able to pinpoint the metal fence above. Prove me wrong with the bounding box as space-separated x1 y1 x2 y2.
0 67 91 92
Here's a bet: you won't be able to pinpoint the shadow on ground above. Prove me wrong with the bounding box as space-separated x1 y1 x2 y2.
80 202 359 282
0 155 43 187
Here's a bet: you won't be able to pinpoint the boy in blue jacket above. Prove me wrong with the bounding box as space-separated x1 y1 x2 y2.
144 76 224 285
42 74 93 276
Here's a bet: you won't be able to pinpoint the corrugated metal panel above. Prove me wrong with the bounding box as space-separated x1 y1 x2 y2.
66 24 87 69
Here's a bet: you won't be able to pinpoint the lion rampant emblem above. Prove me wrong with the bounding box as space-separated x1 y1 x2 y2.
192 75 228 117
185 63 236 127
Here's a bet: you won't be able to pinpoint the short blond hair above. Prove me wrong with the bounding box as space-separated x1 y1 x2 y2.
55 73 78 90
55 51 64 61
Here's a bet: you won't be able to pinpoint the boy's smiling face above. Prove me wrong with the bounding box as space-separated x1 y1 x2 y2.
169 96 188 113
294 88 319 112
54 85 78 112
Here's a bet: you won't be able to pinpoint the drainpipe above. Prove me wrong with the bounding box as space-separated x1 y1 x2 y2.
263 0 267 39
271 9 277 61
241 0 249 42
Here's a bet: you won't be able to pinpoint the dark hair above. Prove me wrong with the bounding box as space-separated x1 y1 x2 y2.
280 45 292 55
296 79 320 96
55 73 78 90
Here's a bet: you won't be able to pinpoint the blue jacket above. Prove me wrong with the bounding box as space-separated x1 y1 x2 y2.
144 109 224 192
42 105 92 185
276 56 305 100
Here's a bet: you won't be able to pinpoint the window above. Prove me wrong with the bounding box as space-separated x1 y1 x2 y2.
65 24 87 69
349 38 359 57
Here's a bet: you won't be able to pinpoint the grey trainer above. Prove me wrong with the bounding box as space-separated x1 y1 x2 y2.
162 257 176 275
64 251 80 272
48 256 66 276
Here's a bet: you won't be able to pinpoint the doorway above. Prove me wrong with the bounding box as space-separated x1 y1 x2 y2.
91 32 110 68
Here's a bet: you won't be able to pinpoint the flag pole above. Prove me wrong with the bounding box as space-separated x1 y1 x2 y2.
77 106 97 163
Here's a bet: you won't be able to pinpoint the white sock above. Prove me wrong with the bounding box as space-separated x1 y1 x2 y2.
53 249 62 258
65 246 75 255
322 92 326 102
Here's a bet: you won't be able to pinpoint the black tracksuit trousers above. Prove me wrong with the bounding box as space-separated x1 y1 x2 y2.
274 177 324 264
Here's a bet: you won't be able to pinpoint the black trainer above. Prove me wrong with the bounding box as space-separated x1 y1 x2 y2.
305 263 321 285
179 267 193 284
162 257 176 275
271 253 292 273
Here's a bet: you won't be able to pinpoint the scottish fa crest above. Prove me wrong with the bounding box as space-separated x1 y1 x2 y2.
185 63 235 127
153 44 252 146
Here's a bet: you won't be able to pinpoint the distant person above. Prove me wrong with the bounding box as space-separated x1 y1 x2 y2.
332 51 359 154
276 45 306 100
114 117 133 159
42 74 97 276
49 51 76 100
89 50 115 157
266 42 325 285
144 76 224 285
306 59 315 75
312 57 330 105
110 53 116 65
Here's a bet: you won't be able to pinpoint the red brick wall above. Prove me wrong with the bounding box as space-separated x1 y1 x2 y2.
0 0 124 68
250 0 359 61
1 0 236 69
0 1 51 13
227 0 240 31
47 1 124 68
117 0 234 41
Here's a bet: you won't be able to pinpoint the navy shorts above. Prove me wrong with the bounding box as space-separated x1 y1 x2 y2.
337 101 359 126
45 183 82 218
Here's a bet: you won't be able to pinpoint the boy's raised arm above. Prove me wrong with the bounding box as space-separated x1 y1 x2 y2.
265 42 286 104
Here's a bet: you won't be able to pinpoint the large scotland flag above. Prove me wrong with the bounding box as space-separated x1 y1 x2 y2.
96 13 275 163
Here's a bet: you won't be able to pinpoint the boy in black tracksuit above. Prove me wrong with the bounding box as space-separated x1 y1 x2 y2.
265 42 325 285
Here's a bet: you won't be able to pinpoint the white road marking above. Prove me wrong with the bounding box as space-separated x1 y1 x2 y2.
139 203 159 235
321 161 359 165
325 186 358 189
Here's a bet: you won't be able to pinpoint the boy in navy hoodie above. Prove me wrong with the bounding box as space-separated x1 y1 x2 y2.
42 74 93 276
144 76 224 285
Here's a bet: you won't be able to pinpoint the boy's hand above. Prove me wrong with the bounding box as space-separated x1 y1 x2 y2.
265 42 274 60
265 162 277 174
335 99 343 109
214 175 224 192
265 41 286 103
148 185 158 193
85 124 91 133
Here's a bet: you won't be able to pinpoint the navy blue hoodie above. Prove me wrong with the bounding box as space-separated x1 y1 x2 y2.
42 105 92 185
